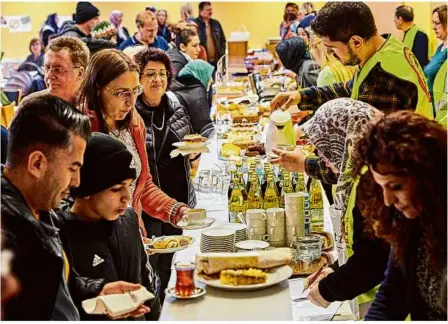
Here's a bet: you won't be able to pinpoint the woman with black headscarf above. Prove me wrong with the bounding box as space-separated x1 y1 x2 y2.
40 13 59 47
275 37 320 88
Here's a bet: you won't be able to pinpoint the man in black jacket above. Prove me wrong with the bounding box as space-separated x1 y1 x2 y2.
59 2 100 39
58 2 116 55
1 95 145 320
194 2 226 67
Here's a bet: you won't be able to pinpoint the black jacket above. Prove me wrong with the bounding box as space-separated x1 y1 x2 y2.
136 93 196 209
58 25 116 55
58 208 161 321
365 223 447 321
166 48 189 77
157 24 172 44
194 17 226 63
116 26 131 47
170 76 215 138
1 173 105 320
318 204 390 303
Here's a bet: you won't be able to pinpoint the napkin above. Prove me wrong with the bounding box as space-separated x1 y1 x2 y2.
170 146 210 158
82 287 154 317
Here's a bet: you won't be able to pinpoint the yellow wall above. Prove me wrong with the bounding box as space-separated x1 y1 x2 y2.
0 1 440 60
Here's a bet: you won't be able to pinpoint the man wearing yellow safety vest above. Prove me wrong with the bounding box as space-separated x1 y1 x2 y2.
270 1 433 319
271 1 434 189
394 5 429 67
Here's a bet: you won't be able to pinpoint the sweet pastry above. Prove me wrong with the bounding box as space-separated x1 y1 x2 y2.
220 268 268 285
184 134 204 144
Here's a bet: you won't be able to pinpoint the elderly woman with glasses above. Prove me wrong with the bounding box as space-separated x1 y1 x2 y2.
77 49 190 238
134 48 196 303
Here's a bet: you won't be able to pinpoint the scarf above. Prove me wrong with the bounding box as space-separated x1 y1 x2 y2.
301 98 381 237
275 37 309 74
178 60 214 89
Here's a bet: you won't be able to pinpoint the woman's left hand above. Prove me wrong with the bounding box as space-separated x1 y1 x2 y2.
307 284 330 308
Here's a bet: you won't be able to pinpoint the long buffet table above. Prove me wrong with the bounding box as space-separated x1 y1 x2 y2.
160 135 355 321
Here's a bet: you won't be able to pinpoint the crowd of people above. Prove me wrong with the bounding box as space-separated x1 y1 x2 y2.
270 1 447 320
1 0 447 321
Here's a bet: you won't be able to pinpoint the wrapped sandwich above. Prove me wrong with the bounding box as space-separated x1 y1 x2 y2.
196 248 292 286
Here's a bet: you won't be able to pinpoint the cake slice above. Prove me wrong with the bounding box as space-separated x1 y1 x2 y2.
220 268 268 286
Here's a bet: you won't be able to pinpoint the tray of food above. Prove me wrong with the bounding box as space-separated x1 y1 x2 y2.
195 248 293 291
143 235 195 254
312 231 334 251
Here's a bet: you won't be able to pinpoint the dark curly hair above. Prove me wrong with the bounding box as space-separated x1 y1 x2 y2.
311 2 377 43
77 49 139 133
134 48 173 88
354 111 447 268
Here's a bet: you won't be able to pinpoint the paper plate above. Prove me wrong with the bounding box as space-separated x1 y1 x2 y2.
173 141 207 150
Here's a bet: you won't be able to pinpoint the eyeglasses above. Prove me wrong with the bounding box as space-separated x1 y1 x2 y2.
42 65 80 76
143 69 170 81
105 85 143 101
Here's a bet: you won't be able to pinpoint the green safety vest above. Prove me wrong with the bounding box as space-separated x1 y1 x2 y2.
402 25 430 61
433 60 447 126
351 35 433 119
343 166 379 306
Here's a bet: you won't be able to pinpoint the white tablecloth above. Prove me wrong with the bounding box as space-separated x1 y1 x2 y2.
160 135 351 321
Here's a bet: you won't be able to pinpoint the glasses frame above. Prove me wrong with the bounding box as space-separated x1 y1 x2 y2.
104 85 144 101
143 69 171 81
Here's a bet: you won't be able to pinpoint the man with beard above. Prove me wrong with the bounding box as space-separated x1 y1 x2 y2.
270 2 433 185
271 2 432 119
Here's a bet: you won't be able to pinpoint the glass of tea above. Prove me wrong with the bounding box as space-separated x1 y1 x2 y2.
175 262 196 297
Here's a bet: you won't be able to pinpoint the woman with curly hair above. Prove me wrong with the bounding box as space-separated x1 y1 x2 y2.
272 98 390 318
355 111 447 320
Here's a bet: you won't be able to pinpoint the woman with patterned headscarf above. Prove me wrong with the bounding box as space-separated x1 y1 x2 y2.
272 98 390 319
109 10 130 46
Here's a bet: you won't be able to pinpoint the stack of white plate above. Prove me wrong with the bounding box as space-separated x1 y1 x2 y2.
200 228 236 253
216 223 247 244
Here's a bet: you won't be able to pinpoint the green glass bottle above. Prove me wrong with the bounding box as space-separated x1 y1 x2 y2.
263 173 279 209
309 179 324 231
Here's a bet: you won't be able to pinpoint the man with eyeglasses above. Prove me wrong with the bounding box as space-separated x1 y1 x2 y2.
119 11 169 52
21 37 90 106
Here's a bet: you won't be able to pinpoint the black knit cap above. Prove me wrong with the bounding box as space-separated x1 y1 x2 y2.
75 1 100 24
71 133 136 198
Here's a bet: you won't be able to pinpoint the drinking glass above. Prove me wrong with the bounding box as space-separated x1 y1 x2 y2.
174 262 196 297
295 235 322 263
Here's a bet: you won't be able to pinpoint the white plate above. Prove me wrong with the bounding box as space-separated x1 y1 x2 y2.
173 141 207 150
235 240 270 250
216 223 247 231
145 236 196 254
201 228 235 237
196 265 292 291
165 287 206 300
177 217 216 230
